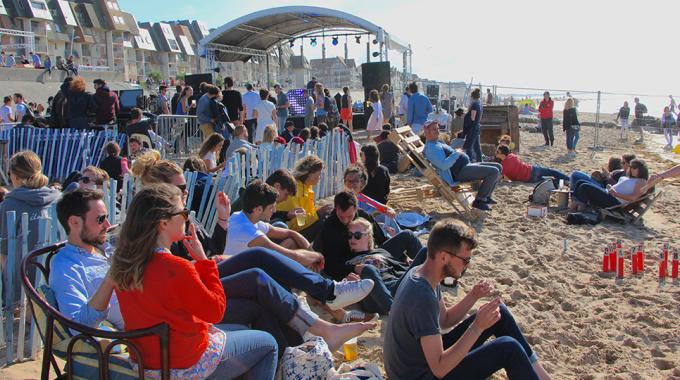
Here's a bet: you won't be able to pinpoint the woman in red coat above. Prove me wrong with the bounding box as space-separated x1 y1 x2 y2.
538 91 554 146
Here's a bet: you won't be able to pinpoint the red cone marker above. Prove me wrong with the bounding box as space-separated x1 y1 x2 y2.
602 246 610 272
631 247 638 275
671 249 679 281
617 248 624 280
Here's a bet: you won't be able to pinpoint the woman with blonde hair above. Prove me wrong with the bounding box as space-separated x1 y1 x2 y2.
198 133 226 172
0 151 60 303
66 76 96 129
277 155 333 240
261 125 278 150
563 97 580 156
314 83 327 125
110 184 278 379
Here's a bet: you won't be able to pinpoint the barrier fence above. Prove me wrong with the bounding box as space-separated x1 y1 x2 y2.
0 129 350 366
155 115 204 161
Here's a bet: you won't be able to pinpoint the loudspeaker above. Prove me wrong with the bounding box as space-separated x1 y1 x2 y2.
185 73 213 93
361 62 391 101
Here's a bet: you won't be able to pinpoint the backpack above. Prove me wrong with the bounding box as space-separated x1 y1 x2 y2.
529 178 557 205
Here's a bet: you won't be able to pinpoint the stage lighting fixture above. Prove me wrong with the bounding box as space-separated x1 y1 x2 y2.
355 35 361 44
372 52 379 57
310 38 317 47
289 38 295 47
332 36 338 46
372 39 378 45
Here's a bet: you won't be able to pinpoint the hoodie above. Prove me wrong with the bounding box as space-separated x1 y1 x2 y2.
66 89 97 124
94 85 120 124
0 186 61 305
49 82 70 128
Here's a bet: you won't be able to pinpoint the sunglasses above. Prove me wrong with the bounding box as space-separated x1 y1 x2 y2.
96 214 108 224
347 231 369 240
80 177 104 186
442 250 471 266
176 184 187 192
170 208 190 221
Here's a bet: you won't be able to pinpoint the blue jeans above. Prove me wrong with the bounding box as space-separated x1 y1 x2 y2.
217 248 335 302
574 182 621 208
463 126 483 162
529 165 569 183
573 128 580 149
566 127 581 150
277 115 288 134
359 247 428 315
381 230 423 262
219 268 311 354
304 115 314 128
437 304 539 380
208 325 278 380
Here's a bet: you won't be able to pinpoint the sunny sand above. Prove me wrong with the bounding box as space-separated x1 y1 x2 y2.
2 116 679 379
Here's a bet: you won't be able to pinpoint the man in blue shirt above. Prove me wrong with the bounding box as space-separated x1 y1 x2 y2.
274 84 290 134
422 120 501 211
197 85 220 140
406 82 433 134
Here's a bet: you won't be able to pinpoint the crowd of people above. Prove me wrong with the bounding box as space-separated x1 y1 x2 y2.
1 74 675 379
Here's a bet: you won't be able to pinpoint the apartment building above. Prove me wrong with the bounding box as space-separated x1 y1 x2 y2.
309 56 360 89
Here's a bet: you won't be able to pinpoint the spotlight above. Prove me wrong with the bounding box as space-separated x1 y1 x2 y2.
332 36 338 46
310 38 317 47
372 39 378 45
372 52 379 57
289 38 295 47
355 35 361 44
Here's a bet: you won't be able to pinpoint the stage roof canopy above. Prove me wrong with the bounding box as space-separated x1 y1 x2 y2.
200 6 410 62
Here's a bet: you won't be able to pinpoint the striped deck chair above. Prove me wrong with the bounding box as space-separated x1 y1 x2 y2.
21 242 170 380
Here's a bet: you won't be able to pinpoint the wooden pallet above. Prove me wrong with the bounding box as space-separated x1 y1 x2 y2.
388 126 476 218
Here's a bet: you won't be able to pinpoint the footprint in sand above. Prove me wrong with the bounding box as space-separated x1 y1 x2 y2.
653 359 675 370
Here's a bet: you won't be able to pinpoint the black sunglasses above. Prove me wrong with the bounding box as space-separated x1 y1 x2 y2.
442 250 471 266
170 208 190 221
347 231 369 240
80 176 104 186
176 184 187 192
96 214 108 224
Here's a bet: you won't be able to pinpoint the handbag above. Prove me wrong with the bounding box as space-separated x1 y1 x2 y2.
281 336 334 380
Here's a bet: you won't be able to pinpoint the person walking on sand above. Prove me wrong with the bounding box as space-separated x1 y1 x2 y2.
615 101 631 141
538 91 554 146
661 106 676 149
563 98 580 156
633 97 647 144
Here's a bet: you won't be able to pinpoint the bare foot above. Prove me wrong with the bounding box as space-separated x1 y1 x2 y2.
314 321 376 352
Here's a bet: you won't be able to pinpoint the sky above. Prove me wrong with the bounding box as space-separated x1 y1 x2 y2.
120 0 679 105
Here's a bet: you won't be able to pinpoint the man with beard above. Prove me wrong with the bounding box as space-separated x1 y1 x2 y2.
383 219 552 380
51 188 121 331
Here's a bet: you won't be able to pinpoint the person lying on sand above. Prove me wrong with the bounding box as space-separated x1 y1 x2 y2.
383 219 552 380
570 159 649 211
569 154 634 196
495 145 569 183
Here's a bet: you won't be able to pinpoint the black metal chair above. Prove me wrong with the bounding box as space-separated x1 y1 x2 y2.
21 241 170 380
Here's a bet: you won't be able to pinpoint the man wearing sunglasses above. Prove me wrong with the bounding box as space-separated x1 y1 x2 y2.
50 188 121 332
384 220 552 380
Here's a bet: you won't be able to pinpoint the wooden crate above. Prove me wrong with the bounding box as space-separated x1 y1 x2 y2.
480 105 520 152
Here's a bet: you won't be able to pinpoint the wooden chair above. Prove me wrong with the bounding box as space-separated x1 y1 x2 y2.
388 126 476 218
21 242 170 380
599 190 662 225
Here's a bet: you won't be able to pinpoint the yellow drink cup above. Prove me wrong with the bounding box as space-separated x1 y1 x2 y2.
295 209 307 227
343 337 358 361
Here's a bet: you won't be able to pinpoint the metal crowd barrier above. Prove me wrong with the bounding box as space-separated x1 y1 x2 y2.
155 115 202 160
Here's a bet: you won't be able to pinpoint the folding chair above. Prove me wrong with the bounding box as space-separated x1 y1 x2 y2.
599 190 662 225
388 126 476 218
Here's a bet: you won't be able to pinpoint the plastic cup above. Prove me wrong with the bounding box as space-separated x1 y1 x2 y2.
343 337 358 361
295 209 306 227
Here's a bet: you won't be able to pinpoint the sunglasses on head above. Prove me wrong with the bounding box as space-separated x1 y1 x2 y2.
80 177 104 186
170 208 190 221
347 231 369 240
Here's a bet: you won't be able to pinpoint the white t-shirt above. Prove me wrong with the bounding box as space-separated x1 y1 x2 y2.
202 151 216 170
224 211 271 255
253 100 276 142
367 101 384 131
0 105 12 123
242 91 260 120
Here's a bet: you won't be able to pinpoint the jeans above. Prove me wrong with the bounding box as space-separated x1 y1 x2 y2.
244 119 257 143
463 126 483 162
381 230 423 262
304 115 314 128
541 118 554 145
529 165 569 183
360 247 429 315
565 127 575 150
219 268 315 355
453 162 501 200
437 304 539 380
217 248 334 302
574 182 621 208
573 128 580 149
208 326 278 380
277 115 288 134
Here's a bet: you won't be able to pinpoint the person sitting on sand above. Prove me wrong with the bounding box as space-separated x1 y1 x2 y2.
569 154 633 194
422 120 502 211
343 165 401 237
231 168 299 228
495 145 569 183
571 159 649 211
383 219 552 380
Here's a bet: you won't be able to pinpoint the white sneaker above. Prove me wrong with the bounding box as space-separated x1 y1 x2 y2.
326 279 374 310
341 310 379 323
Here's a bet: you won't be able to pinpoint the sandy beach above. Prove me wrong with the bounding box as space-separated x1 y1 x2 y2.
2 114 679 379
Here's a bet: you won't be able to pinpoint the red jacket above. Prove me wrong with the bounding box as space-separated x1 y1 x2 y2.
94 86 120 124
538 99 554 120
501 153 532 182
115 253 226 369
